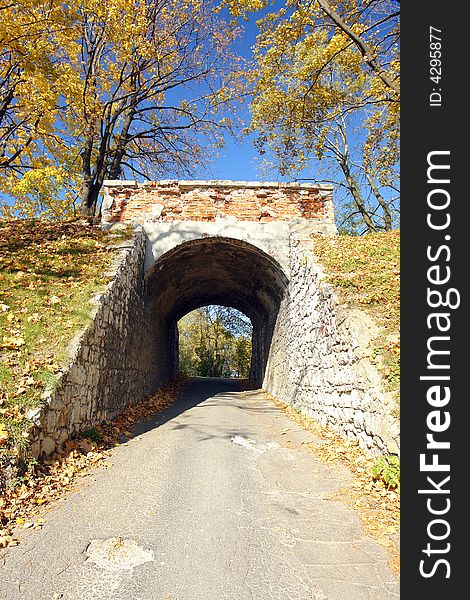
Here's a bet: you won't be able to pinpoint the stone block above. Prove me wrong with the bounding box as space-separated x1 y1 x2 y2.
56 428 69 447
42 436 56 456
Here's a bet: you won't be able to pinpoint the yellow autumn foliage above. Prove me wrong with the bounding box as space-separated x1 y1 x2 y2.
224 0 399 223
1 1 244 217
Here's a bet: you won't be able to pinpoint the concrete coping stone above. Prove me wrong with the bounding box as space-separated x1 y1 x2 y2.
102 179 334 192
103 180 139 187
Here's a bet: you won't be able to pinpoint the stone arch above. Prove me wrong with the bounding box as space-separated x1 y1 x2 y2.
144 236 289 384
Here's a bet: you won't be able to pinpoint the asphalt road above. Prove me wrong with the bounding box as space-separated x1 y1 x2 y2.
0 378 399 599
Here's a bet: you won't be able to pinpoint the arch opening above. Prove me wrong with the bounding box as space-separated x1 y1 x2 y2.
177 305 253 378
145 237 289 386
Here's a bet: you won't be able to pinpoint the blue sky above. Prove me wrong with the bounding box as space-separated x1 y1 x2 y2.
197 6 293 183
208 134 268 182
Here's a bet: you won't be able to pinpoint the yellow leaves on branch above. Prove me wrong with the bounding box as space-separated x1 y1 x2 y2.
1 164 76 219
2 0 245 217
0 3 66 139
225 0 399 184
220 0 268 18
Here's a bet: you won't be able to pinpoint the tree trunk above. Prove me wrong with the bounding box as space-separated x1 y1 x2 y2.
79 130 99 217
80 177 100 217
79 103 137 216
108 105 136 180
367 173 393 231
340 159 377 233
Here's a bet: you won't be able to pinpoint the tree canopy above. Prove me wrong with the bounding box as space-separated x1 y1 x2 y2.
0 1 70 217
1 0 245 217
225 0 400 232
1 1 400 230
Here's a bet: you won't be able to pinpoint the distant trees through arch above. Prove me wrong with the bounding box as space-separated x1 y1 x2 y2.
178 306 252 378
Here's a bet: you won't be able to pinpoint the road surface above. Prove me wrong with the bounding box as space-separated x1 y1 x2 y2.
1 378 399 599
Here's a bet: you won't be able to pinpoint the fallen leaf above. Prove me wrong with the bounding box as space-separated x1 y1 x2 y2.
0 426 9 444
0 535 12 548
79 439 96 453
1 336 25 349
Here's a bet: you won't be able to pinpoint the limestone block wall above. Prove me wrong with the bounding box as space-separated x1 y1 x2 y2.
264 234 400 455
28 215 399 458
29 227 160 458
101 180 334 225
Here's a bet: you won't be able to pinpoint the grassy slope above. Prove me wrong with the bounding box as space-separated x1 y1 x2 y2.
307 231 401 574
0 219 129 457
311 230 400 408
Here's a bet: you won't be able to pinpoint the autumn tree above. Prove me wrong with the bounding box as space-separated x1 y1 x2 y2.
58 0 245 216
225 0 400 232
1 0 245 218
178 306 252 377
0 1 77 217
233 336 251 377
1 1 53 173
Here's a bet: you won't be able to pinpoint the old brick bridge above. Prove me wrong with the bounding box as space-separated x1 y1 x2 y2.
30 180 399 458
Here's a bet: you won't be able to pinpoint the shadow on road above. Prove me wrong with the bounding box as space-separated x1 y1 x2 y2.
129 377 278 441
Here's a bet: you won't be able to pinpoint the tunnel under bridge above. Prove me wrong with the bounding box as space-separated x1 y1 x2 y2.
102 179 336 387
30 180 400 459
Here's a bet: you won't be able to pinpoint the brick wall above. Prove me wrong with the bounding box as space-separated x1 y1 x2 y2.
101 180 334 224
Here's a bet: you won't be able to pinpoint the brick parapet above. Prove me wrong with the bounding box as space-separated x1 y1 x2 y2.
101 180 334 225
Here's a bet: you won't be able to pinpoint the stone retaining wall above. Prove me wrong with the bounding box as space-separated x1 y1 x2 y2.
29 227 160 458
263 234 400 455
28 220 399 458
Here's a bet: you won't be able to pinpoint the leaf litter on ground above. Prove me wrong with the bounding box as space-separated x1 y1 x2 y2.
0 376 187 549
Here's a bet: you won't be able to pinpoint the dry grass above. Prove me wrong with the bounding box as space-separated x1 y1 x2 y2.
311 231 400 409
0 219 131 458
